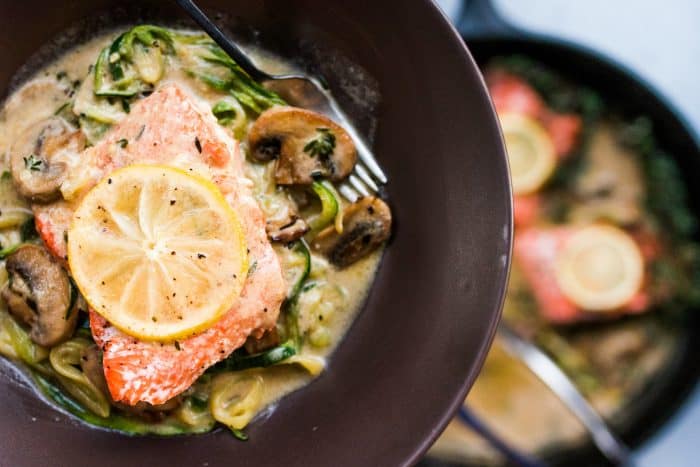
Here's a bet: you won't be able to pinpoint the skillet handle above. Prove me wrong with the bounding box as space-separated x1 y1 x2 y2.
457 0 521 38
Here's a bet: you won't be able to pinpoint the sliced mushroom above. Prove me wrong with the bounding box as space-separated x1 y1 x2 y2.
1 244 76 346
263 188 309 242
248 106 357 185
81 344 181 420
267 218 309 243
312 197 392 268
9 117 85 203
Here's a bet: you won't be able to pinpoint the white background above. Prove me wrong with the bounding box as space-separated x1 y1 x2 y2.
435 1 700 466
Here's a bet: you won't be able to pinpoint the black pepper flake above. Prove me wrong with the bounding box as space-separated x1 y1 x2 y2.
171 251 176 255
194 137 202 153
108 178 112 184
197 253 206 259
136 125 146 140
174 341 181 351
263 307 268 312
152 317 157 322
172 292 176 297
101 281 105 285
170 199 176 206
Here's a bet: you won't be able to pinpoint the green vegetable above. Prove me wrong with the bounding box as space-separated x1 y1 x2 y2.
285 240 311 302
307 181 340 235
211 98 247 138
1 311 48 365
0 243 21 259
303 128 336 159
185 39 285 114
94 26 173 97
20 217 38 241
49 338 111 418
78 116 111 146
281 240 311 348
211 344 296 373
32 372 210 435
212 100 238 125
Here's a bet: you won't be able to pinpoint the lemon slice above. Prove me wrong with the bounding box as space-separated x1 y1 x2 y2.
499 112 556 195
68 165 247 341
554 225 644 312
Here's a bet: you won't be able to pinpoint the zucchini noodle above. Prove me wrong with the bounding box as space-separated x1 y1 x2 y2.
209 372 264 431
49 338 111 418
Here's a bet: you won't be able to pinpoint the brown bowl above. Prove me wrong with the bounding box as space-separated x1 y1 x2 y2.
0 1 511 466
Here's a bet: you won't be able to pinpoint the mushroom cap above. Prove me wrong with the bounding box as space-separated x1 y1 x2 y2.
312 197 392 267
9 117 85 203
2 244 75 347
247 106 357 185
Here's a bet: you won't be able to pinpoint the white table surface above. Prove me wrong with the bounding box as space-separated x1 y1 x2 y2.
434 1 700 466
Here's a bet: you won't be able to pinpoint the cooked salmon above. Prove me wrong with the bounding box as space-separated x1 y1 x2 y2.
487 70 583 229
514 226 649 323
486 69 582 158
36 83 286 405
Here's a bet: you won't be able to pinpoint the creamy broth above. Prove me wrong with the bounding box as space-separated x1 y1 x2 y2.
0 27 384 433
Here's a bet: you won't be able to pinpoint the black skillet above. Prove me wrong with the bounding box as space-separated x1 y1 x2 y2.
421 0 700 466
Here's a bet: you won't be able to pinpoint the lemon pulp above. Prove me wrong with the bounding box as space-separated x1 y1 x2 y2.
499 112 556 195
555 225 644 312
67 165 248 341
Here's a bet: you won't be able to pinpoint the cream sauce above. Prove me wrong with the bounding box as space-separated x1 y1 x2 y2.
0 27 383 428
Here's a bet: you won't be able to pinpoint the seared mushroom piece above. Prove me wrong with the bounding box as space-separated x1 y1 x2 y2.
81 344 181 420
312 197 392 268
263 188 309 242
1 244 76 346
9 117 85 203
268 218 309 243
248 106 357 185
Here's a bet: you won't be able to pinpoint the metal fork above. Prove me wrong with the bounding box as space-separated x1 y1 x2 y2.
175 0 387 202
498 323 634 466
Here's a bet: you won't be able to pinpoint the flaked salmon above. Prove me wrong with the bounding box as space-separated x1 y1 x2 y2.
36 83 286 405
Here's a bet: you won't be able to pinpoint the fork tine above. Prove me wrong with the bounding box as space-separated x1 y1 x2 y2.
355 139 388 184
339 183 360 203
354 162 379 193
348 174 370 197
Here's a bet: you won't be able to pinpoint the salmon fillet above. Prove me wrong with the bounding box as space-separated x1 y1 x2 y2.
486 70 584 230
37 83 286 405
514 226 649 324
486 69 582 158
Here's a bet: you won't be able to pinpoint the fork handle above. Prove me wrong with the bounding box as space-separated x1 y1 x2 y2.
175 0 272 81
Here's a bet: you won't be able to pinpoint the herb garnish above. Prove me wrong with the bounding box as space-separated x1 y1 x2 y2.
303 128 335 158
23 154 43 171
211 100 237 126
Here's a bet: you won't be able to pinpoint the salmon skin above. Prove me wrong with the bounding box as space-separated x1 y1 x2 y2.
37 84 286 405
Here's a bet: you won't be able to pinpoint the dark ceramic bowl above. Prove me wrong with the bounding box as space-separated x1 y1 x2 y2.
0 1 511 466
